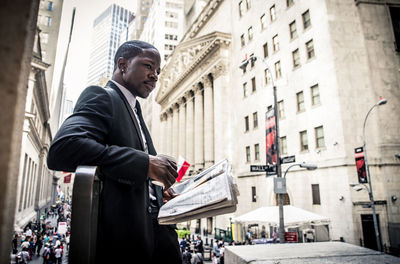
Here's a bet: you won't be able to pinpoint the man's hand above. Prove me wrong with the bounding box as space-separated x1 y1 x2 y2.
148 155 178 189
162 188 179 203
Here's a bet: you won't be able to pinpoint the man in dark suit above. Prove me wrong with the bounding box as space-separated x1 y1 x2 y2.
47 40 182 263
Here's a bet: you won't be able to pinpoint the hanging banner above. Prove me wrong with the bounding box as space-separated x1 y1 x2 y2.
64 173 72 183
265 108 277 175
355 147 367 183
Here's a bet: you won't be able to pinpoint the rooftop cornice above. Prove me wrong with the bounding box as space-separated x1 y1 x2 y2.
156 31 231 104
181 0 224 42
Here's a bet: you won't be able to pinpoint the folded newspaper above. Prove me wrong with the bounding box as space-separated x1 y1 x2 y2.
158 159 239 225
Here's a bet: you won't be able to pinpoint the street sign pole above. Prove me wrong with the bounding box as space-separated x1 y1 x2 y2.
273 85 285 243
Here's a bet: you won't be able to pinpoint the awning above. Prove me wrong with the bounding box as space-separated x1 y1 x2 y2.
234 205 330 227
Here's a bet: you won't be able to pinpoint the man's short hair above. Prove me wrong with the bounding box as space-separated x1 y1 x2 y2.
113 40 157 72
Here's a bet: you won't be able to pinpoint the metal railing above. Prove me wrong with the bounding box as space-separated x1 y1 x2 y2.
69 166 101 264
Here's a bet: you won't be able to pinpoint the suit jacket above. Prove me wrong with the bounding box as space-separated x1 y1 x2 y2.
47 81 165 262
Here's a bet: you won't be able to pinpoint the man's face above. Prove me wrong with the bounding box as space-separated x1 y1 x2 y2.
122 48 161 99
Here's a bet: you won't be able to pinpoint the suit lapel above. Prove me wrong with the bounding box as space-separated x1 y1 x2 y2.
105 82 145 151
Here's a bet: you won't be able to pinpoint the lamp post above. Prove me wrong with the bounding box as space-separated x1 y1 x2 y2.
284 163 318 179
239 55 285 242
354 97 387 252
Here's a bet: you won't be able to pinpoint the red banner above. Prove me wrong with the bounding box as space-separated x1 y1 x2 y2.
355 147 367 183
265 109 277 172
285 232 298 242
64 173 72 183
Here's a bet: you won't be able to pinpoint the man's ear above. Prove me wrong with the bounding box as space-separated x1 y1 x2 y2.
117 57 127 72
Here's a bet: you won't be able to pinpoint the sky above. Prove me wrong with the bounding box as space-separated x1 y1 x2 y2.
52 0 136 104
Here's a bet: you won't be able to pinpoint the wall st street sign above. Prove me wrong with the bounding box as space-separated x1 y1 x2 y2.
250 165 276 174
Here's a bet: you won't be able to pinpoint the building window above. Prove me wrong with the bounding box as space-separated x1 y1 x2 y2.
296 91 305 112
306 39 315 59
251 77 256 92
166 11 178 18
248 26 253 41
280 136 287 155
41 32 49 44
253 112 258 128
274 61 282 79
278 100 285 119
300 130 308 151
246 146 251 162
243 82 248 97
310 84 320 105
48 1 53 11
272 34 279 52
246 0 251 10
312 184 321 205
292 49 301 68
265 68 271 84
389 7 400 51
241 34 245 47
261 14 267 30
254 144 260 161
263 42 268 58
287 0 294 7
46 16 52 26
315 126 325 148
302 10 311 30
250 53 255 68
289 20 297 39
239 1 245 17
252 186 257 202
270 5 276 22
245 116 249 131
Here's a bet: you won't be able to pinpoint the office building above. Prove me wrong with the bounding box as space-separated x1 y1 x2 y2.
87 4 133 86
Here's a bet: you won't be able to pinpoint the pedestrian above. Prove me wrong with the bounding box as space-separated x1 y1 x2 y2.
182 247 192 264
54 245 62 264
25 227 32 240
47 40 181 263
42 243 50 264
17 248 29 264
48 246 56 264
194 235 204 257
180 237 187 253
20 238 29 251
10 249 18 264
219 243 225 264
192 252 204 264
36 235 43 256
212 239 220 264
11 234 18 251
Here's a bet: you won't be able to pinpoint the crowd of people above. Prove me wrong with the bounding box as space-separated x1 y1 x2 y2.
10 201 71 264
180 235 205 264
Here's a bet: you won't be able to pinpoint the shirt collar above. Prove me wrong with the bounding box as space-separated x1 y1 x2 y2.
110 80 137 110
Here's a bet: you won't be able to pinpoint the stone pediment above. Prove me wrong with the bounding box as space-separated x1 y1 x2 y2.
156 31 231 103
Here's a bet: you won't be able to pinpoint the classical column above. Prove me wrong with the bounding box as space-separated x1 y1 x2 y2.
203 75 214 168
185 90 195 171
178 97 186 158
167 108 173 155
160 113 167 154
194 83 204 170
172 103 179 159
211 62 230 163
